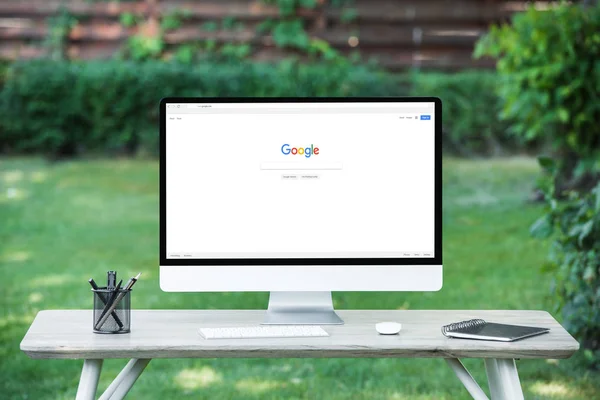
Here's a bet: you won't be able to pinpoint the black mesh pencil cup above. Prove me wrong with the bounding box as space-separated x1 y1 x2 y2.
92 288 131 334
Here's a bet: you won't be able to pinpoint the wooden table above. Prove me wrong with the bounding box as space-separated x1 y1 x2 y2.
21 310 579 400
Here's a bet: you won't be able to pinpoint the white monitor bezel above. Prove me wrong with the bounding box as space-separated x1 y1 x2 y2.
160 97 442 292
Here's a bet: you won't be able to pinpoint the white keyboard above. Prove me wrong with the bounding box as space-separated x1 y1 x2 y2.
199 325 329 340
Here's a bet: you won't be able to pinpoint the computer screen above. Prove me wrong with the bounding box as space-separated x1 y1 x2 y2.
163 100 439 265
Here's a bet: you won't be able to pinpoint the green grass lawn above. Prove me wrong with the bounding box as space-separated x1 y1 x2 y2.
1 157 598 399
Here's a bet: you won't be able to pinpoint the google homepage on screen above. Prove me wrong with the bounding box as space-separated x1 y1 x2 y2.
166 102 435 259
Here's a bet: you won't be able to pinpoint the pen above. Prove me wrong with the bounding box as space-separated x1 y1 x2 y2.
123 273 141 291
107 271 117 290
95 273 141 331
89 278 123 328
109 279 123 307
89 278 100 292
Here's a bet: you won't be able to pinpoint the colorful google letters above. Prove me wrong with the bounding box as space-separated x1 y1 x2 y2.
281 144 319 158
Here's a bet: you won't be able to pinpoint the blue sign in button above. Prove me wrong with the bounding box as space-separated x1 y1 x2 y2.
420 115 431 120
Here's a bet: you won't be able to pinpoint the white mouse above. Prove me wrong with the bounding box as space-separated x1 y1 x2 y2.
376 322 402 335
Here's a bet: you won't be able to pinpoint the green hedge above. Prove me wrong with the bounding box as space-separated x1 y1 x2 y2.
410 71 519 156
532 157 600 368
0 60 519 157
0 60 404 156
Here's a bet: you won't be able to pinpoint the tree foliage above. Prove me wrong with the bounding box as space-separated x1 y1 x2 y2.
475 4 600 188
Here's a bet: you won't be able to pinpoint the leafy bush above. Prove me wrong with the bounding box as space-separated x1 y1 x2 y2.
479 3 600 367
0 60 403 156
410 71 520 156
475 4 600 186
531 157 600 368
0 60 525 157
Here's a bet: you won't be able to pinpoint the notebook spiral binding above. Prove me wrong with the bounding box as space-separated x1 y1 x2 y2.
441 319 486 337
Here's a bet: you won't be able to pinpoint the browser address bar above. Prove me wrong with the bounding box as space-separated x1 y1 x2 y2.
260 162 343 171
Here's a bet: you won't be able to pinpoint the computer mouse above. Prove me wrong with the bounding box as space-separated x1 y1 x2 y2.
376 322 402 335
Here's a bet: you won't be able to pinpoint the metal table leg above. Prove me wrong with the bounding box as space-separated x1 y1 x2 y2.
98 358 151 400
445 358 489 400
484 358 524 400
76 359 103 400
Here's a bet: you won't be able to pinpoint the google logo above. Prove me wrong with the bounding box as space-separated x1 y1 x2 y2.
281 144 319 158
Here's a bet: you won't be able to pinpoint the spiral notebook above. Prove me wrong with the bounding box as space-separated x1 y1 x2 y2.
441 319 550 342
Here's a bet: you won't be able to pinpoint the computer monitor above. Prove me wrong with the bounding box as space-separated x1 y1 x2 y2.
160 98 442 324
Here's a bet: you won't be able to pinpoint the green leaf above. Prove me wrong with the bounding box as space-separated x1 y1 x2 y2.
256 19 274 34
119 12 137 28
583 265 596 281
272 20 309 49
537 156 556 174
174 45 195 64
204 39 216 52
557 108 569 123
277 0 296 17
577 220 594 245
161 14 182 31
530 214 554 239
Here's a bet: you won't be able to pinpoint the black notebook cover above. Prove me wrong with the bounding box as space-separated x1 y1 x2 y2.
442 319 550 342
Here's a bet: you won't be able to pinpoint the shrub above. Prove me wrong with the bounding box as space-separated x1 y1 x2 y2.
0 60 526 157
531 157 600 368
410 71 519 156
475 4 600 188
0 60 404 156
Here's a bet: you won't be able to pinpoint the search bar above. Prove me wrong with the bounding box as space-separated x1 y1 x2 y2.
260 162 343 170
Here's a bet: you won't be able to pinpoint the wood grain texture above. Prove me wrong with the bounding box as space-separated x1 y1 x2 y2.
0 0 545 69
20 310 579 360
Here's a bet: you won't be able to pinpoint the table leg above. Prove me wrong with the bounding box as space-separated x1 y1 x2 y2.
484 359 524 400
445 358 489 400
98 358 151 400
76 359 103 400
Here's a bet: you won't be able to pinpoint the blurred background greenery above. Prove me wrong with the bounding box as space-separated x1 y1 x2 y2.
0 0 599 399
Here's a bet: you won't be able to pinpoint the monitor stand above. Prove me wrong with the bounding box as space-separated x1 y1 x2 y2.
263 291 344 325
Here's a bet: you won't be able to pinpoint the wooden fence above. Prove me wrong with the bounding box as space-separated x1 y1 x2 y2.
0 0 550 70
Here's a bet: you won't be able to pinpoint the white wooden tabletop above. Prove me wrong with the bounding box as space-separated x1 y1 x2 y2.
20 310 579 360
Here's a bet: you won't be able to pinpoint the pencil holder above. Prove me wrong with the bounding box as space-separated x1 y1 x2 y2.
92 288 131 334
